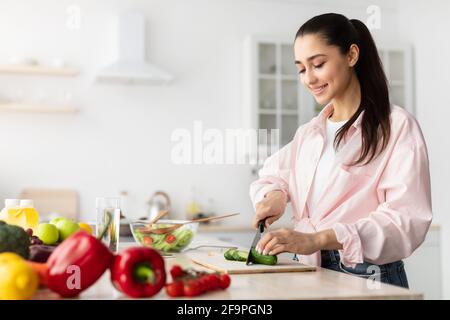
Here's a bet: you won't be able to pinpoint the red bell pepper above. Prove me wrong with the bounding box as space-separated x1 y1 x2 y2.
110 247 166 298
46 230 114 297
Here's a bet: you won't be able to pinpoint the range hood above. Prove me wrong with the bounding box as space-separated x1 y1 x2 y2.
97 12 173 85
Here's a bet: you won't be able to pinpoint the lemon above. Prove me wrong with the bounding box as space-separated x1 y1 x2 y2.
78 222 93 235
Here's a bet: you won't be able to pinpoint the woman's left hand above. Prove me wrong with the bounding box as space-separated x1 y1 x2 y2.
256 228 320 256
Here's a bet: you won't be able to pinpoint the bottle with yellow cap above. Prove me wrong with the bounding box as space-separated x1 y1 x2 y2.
0 199 20 225
0 199 39 232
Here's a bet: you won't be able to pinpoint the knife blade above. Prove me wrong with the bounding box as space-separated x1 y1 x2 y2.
246 219 266 266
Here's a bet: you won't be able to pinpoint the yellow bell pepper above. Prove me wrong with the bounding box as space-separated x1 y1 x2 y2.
0 252 38 300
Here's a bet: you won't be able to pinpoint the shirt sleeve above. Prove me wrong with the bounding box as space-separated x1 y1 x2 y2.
249 141 293 210
332 120 433 268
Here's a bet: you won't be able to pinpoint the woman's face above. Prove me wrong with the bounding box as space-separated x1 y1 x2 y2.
294 34 355 105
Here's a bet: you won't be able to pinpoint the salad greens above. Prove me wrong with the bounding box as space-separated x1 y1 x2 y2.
133 224 194 252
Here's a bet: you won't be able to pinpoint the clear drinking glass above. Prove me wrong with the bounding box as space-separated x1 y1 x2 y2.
96 197 121 253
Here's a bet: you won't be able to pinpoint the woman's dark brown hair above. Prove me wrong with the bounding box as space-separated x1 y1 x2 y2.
296 13 391 166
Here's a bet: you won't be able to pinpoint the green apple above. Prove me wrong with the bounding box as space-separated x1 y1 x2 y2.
55 219 80 241
49 217 65 226
36 223 59 245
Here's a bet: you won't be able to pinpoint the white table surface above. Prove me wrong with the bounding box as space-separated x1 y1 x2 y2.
32 235 422 300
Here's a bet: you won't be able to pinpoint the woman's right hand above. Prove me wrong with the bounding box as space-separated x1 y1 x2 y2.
253 190 288 229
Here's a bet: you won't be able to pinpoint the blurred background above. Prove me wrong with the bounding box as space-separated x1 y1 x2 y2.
0 0 447 299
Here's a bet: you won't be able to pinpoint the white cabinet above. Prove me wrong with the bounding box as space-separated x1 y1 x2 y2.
243 35 314 170
404 226 442 299
244 36 306 146
253 41 300 146
378 44 414 114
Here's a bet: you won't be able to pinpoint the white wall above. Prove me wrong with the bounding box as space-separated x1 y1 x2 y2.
0 0 400 225
397 0 450 299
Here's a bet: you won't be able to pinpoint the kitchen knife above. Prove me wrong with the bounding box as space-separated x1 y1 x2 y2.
246 219 266 266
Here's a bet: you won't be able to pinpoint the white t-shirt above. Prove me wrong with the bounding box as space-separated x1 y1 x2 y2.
306 117 348 217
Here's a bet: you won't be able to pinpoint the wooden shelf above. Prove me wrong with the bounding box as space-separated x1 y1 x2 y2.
0 65 79 77
0 103 78 113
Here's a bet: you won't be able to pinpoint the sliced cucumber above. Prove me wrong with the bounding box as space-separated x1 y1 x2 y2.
224 248 237 260
224 248 248 262
250 248 278 265
232 250 249 262
223 248 277 265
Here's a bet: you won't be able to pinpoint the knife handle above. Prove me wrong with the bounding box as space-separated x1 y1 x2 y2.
258 219 266 233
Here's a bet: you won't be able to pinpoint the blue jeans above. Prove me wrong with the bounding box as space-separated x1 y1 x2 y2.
320 250 409 289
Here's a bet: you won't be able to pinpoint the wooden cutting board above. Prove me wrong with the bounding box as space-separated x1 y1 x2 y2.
186 250 316 274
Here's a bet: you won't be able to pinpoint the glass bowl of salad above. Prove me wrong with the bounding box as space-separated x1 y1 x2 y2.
130 220 198 253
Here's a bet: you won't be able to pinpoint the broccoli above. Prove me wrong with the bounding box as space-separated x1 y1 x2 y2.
0 221 30 259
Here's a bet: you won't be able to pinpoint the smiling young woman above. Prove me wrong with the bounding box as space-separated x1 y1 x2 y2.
249 13 432 288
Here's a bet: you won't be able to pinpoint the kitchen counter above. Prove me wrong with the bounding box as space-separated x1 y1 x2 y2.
33 235 422 300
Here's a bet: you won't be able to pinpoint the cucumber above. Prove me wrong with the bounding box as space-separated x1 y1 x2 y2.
232 250 249 262
223 248 277 265
250 248 278 265
224 249 248 262
158 241 172 252
174 229 193 249
224 248 237 260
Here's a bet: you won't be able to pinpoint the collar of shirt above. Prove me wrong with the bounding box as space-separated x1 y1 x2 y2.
310 102 365 134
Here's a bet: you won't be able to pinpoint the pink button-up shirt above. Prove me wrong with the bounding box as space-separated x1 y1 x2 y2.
249 103 432 268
